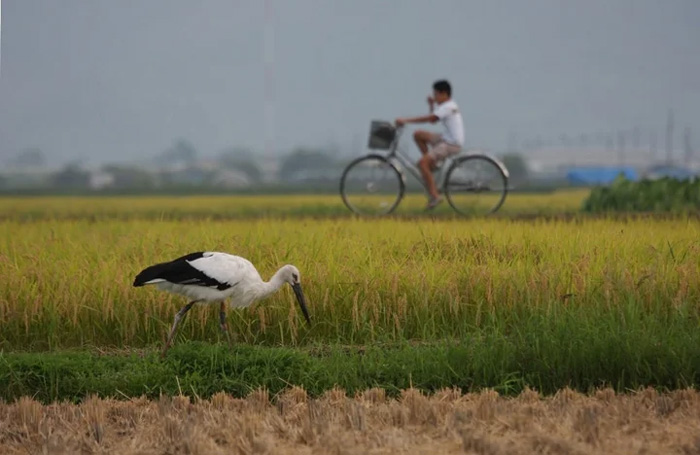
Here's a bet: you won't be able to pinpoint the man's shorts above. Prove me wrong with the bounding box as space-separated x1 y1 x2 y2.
427 133 461 161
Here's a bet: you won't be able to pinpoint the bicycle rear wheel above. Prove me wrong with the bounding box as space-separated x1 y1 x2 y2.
340 155 404 215
444 155 508 216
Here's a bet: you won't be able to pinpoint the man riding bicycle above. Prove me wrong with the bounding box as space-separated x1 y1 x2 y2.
395 79 464 210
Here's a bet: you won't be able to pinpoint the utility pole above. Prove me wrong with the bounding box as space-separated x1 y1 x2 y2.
665 109 674 165
264 0 275 157
606 133 614 154
684 127 693 167
649 130 658 162
632 126 640 149
617 131 626 166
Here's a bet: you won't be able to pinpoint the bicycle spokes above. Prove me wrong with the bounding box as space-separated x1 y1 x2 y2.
445 156 508 215
340 156 404 215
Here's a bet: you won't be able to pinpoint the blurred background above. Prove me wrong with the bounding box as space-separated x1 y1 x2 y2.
1 0 698 193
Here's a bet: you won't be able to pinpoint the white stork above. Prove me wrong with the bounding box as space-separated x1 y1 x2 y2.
133 251 311 357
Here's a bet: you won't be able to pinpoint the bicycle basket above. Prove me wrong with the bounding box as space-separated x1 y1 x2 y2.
367 120 396 150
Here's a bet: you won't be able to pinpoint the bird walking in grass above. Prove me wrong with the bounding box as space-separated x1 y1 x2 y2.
133 252 311 357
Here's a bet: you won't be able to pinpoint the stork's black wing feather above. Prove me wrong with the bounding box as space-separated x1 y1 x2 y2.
133 252 233 290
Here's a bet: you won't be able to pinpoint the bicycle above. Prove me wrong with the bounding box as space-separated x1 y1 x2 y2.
340 120 510 216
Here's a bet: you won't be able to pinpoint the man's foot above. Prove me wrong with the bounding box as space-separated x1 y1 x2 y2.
425 196 443 211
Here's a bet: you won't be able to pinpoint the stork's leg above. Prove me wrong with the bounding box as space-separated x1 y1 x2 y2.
161 300 197 358
219 301 232 346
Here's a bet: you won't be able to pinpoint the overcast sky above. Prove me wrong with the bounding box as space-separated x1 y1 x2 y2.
1 0 699 166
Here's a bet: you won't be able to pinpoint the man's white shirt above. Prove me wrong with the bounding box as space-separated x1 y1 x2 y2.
433 99 464 147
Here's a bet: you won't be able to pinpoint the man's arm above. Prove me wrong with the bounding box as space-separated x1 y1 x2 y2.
396 96 439 126
395 114 439 126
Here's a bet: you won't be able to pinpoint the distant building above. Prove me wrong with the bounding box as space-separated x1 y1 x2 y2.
566 167 638 185
526 146 655 175
526 146 699 181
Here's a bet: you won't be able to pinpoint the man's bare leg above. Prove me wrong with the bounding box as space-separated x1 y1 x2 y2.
413 130 441 201
413 130 432 157
419 155 440 200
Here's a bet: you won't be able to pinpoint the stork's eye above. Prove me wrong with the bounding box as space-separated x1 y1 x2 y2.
292 273 298 281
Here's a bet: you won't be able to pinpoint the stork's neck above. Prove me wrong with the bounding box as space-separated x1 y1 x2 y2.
256 267 287 299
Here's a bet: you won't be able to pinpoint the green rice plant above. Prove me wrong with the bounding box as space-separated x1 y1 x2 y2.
0 190 589 221
1 213 698 350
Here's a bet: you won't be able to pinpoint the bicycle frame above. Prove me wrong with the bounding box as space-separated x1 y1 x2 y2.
341 122 511 216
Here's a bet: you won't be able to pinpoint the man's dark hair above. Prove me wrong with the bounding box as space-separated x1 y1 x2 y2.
433 80 452 96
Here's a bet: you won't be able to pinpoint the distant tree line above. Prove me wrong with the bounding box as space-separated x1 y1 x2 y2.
1 138 532 192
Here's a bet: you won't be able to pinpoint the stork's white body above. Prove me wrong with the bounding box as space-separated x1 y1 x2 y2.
136 252 287 308
133 251 310 357
146 253 273 308
154 282 236 303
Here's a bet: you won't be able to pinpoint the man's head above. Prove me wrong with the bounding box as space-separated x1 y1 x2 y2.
432 80 452 103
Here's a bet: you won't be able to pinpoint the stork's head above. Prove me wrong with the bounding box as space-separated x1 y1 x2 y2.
280 265 311 325
280 264 301 286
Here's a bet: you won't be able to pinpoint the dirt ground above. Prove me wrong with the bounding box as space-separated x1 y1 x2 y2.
2 387 700 455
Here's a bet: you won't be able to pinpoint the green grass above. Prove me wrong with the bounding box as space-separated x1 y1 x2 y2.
3 312 700 404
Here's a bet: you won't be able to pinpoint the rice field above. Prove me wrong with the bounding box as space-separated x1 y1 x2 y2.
0 195 698 350
3 386 700 454
0 189 588 220
2 192 700 452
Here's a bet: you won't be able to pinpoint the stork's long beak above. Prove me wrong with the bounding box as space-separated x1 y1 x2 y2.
292 283 311 325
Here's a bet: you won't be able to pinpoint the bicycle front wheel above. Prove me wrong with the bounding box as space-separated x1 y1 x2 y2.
444 155 508 216
340 155 404 216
